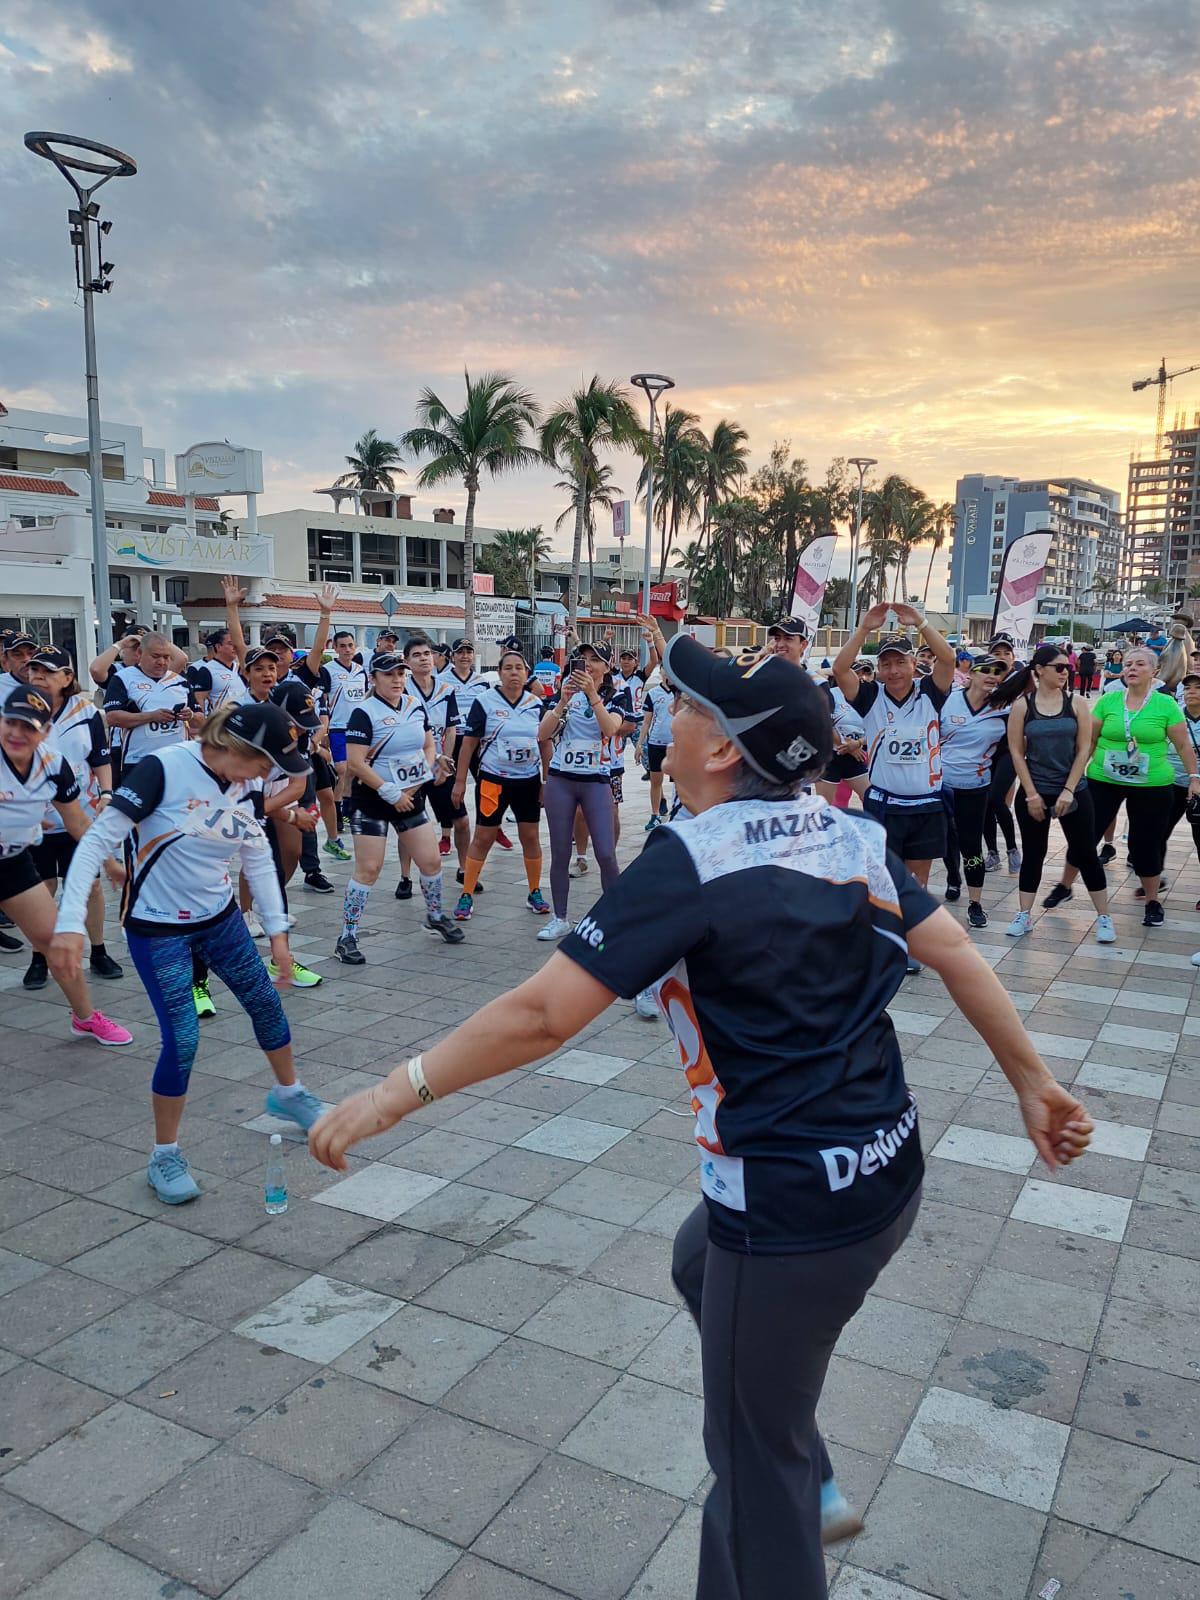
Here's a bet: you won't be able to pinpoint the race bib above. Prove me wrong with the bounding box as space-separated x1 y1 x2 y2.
182 800 257 846
143 716 183 740
344 683 366 699
1102 748 1150 783
883 735 925 764
558 739 601 770
502 743 536 767
387 760 430 786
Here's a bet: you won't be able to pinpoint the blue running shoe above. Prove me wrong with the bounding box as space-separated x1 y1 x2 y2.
147 1149 200 1205
265 1087 326 1132
820 1477 864 1545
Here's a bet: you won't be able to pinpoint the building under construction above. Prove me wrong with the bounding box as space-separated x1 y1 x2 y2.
1124 417 1200 605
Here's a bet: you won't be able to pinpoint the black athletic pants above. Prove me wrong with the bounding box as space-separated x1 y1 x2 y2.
675 1191 921 1600
1088 780 1175 880
1015 787 1107 895
983 750 1017 855
943 786 990 889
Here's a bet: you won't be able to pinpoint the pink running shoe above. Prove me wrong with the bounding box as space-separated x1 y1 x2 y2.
71 1010 133 1047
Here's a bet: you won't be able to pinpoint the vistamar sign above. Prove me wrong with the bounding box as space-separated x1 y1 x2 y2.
174 443 264 496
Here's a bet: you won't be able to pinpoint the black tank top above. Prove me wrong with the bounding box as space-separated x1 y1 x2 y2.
1024 692 1080 794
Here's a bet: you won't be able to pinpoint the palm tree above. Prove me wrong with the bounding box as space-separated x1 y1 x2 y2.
637 403 707 582
698 419 750 547
555 459 621 612
402 372 541 643
921 501 956 611
483 527 552 599
1088 574 1118 638
541 378 642 635
862 474 922 606
334 429 405 493
891 495 935 601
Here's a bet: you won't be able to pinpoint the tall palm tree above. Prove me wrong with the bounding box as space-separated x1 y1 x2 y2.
334 429 405 493
541 377 642 635
637 403 707 582
555 459 621 611
486 527 552 599
863 474 922 605
921 500 956 611
402 372 541 642
698 419 751 548
891 495 936 601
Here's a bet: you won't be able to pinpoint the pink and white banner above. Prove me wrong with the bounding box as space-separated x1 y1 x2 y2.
788 534 837 635
991 529 1053 657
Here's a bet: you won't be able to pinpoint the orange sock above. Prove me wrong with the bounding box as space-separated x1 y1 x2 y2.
462 857 484 896
524 853 542 893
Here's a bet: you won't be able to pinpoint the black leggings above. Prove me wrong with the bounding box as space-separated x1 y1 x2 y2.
1164 785 1200 866
943 787 990 889
1016 787 1107 895
983 750 1017 854
1088 781 1175 880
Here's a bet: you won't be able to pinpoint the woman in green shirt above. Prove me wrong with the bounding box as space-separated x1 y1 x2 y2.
1084 647 1200 924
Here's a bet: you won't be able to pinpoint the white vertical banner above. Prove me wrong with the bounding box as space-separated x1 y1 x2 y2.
788 534 837 634
613 501 631 541
991 529 1053 657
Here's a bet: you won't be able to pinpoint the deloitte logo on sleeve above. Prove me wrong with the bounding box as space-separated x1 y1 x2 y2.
573 915 605 951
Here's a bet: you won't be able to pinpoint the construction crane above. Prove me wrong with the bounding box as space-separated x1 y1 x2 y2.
1132 357 1200 455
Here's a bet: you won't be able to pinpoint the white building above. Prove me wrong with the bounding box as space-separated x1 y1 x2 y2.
0 403 269 661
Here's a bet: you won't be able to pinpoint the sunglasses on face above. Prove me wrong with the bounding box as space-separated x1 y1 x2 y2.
971 664 1006 676
1045 662 1070 672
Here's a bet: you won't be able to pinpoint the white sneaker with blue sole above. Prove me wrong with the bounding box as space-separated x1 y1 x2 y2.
265 1087 326 1132
147 1149 200 1204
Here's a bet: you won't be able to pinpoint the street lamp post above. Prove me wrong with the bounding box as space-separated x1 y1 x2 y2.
25 132 137 653
631 374 675 666
846 457 876 627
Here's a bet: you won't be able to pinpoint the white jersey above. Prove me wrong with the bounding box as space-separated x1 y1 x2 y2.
546 687 634 781
466 686 543 780
825 684 866 742
612 668 649 715
938 688 1008 791
643 682 674 748
851 677 948 808
406 674 459 757
43 693 110 832
345 693 432 789
57 741 286 937
324 658 370 729
0 670 24 704
439 666 487 727
186 658 245 713
0 742 79 857
103 664 189 766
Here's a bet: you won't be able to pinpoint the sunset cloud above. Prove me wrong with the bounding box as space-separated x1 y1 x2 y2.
2 0 1199 565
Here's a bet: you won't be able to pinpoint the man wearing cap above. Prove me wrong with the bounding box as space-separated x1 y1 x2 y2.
102 632 195 772
833 605 955 969
766 616 809 667
0 631 37 701
309 634 1094 1600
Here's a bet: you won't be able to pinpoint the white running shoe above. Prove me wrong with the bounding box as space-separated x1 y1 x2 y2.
634 989 658 1019
1006 910 1032 939
536 916 572 941
244 912 266 940
1094 914 1116 944
569 856 589 878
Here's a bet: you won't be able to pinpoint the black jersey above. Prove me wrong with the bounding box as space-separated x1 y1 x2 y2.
559 794 936 1255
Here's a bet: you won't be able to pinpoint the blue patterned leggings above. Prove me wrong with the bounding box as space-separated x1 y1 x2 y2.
126 903 291 1097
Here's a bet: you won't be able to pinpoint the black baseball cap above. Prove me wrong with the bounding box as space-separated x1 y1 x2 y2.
988 632 1016 649
370 651 406 673
376 627 400 642
242 646 277 670
451 637 474 653
661 634 832 784
29 646 73 673
876 635 914 659
767 618 808 639
5 633 36 652
262 633 295 651
578 641 613 664
270 678 321 732
224 700 309 774
498 634 523 653
0 630 17 649
2 685 54 730
618 646 637 659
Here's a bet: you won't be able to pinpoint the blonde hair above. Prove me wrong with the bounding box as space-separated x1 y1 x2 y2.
199 702 270 767
1156 622 1194 691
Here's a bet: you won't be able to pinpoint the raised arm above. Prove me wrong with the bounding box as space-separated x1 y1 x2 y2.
89 641 121 688
304 584 339 678
221 576 249 668
893 604 954 693
832 602 891 701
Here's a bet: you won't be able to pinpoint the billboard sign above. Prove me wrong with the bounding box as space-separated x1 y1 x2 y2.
471 572 495 594
175 442 264 496
472 594 518 661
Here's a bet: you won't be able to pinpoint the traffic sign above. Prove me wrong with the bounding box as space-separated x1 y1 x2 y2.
380 591 401 617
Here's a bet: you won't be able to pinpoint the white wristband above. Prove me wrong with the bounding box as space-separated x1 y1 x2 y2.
407 1054 436 1105
378 781 404 805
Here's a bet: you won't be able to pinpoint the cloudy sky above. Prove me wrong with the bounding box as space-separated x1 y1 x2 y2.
3 0 1199 586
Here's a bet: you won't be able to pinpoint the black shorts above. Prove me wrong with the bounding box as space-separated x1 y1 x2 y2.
311 753 336 793
348 787 430 838
825 752 868 783
476 772 541 827
30 832 76 883
647 744 669 773
423 775 468 827
864 797 947 863
0 848 42 902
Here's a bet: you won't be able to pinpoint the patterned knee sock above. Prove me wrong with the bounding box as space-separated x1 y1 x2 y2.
419 871 444 918
342 878 370 938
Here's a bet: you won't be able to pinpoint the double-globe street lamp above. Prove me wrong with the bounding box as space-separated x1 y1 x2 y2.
630 373 675 667
25 132 137 652
846 456 877 628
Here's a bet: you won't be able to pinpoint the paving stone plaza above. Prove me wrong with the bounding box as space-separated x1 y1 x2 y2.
1 790 1198 1600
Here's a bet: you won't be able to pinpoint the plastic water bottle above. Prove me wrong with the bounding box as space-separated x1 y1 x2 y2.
265 1133 288 1215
